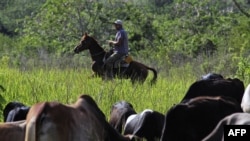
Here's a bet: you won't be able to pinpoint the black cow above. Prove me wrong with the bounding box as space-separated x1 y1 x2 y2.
6 106 30 122
201 73 224 80
203 113 250 141
124 109 165 141
181 78 244 103
109 101 136 133
3 102 28 122
161 96 243 141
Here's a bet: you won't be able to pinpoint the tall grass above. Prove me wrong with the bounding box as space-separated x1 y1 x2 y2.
0 66 197 121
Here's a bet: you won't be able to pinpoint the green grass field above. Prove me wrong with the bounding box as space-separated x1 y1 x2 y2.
0 66 197 122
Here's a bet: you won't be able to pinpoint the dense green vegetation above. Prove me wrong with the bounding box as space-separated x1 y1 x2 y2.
1 0 250 76
0 0 250 120
0 66 196 121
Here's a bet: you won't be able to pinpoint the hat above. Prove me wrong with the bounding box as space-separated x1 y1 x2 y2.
114 20 123 25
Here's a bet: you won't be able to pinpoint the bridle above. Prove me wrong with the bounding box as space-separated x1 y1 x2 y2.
77 36 107 62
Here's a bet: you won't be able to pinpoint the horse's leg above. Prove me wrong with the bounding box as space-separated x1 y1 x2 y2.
88 72 98 78
91 61 104 77
131 76 145 84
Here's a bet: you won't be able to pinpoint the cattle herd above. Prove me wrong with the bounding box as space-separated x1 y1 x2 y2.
1 73 250 141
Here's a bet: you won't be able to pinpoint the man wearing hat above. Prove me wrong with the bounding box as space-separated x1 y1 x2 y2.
105 19 129 80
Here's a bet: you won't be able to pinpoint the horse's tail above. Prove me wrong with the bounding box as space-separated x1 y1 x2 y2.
145 66 157 85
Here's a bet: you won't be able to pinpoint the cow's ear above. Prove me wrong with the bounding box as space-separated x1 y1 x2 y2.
84 32 88 36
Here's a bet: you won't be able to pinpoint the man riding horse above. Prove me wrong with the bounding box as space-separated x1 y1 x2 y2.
73 22 157 84
105 19 128 80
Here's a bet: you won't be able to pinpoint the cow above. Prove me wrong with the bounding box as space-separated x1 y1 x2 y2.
181 78 244 103
109 101 136 133
241 84 250 113
3 101 27 122
3 101 30 122
202 113 250 141
6 106 30 122
201 73 224 80
124 109 165 141
0 120 26 141
160 96 243 141
25 94 134 141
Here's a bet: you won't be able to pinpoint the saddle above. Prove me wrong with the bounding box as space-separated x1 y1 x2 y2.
113 55 133 68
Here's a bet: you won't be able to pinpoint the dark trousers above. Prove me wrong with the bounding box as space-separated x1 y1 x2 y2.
104 52 124 78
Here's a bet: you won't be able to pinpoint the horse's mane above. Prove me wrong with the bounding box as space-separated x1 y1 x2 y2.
90 36 99 45
83 34 105 53
81 34 99 44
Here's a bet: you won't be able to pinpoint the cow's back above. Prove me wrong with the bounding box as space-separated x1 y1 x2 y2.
181 78 244 103
124 109 165 140
3 101 26 122
25 102 101 141
161 96 243 141
6 106 30 122
203 113 250 141
0 120 26 141
109 101 136 133
25 95 132 141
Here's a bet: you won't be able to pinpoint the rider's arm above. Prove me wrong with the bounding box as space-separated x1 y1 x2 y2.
109 38 122 46
108 31 123 46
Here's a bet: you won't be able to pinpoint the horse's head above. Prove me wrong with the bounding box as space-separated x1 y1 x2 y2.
74 33 95 53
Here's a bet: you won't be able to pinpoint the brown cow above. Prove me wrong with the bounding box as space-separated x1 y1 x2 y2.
0 120 26 141
25 94 134 141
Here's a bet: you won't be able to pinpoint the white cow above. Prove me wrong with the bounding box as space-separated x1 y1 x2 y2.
241 84 250 113
203 113 250 141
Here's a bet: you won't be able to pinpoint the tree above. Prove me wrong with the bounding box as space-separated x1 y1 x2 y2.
232 0 250 18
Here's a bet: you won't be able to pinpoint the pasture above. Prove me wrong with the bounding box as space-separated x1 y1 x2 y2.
0 66 197 122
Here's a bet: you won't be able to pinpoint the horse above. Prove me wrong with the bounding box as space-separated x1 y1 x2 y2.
74 33 157 84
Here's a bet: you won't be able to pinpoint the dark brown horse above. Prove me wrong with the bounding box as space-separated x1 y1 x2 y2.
74 33 157 84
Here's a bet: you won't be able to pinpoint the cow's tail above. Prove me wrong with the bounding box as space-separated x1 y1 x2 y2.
25 117 36 141
146 66 157 85
25 102 46 141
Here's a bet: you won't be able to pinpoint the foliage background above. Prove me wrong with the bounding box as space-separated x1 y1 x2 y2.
1 0 250 76
0 0 250 120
